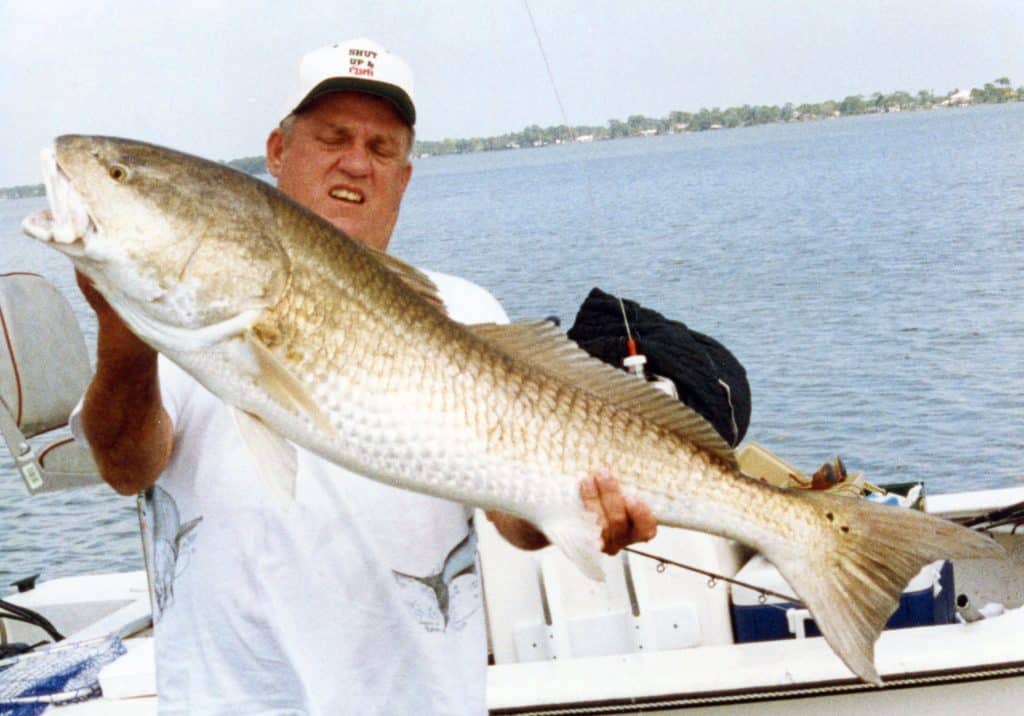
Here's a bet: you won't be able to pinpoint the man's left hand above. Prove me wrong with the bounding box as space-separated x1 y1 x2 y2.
580 469 658 555
487 471 657 554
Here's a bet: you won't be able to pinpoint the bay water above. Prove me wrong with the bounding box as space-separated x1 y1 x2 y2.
1 103 1021 586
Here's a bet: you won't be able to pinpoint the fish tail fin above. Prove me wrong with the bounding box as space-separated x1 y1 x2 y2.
764 490 1003 685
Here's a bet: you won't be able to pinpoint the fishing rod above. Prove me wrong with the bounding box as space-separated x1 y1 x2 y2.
624 546 803 606
955 500 1024 533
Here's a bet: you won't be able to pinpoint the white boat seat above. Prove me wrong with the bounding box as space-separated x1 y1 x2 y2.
0 271 101 493
477 510 751 664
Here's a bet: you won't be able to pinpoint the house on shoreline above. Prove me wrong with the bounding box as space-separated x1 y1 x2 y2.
941 89 973 106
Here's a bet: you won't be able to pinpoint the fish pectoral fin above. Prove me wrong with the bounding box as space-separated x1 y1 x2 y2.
542 513 606 582
231 407 298 506
244 333 334 434
112 292 266 353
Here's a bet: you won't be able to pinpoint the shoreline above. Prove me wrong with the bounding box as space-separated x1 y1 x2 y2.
2 92 1020 199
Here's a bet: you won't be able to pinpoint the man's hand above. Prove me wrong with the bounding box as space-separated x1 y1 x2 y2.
487 471 657 555
75 270 172 495
580 469 657 555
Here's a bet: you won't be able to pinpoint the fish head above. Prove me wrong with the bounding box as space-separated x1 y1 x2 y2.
21 135 290 349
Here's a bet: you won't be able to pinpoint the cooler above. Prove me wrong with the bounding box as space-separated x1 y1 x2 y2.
730 555 956 643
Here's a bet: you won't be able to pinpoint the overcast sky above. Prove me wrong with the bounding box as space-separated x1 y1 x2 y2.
1 0 1021 185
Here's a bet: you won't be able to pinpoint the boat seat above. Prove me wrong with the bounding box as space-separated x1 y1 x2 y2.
0 272 101 493
478 511 751 664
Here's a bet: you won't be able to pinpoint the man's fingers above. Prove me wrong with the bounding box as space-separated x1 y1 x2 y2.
594 471 629 553
625 496 658 543
579 475 608 531
581 472 659 555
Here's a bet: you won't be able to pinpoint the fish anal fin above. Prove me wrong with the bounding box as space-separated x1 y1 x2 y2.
469 321 736 467
541 512 606 582
766 490 1005 685
232 407 298 507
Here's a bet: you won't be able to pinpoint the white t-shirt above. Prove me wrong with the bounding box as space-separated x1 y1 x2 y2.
77 270 508 715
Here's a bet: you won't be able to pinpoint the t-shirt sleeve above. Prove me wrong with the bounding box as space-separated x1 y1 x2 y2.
422 269 510 326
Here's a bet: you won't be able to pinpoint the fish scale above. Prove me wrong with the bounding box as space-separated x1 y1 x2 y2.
21 134 1005 686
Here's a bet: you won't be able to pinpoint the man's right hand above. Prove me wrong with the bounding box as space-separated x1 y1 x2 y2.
76 271 173 495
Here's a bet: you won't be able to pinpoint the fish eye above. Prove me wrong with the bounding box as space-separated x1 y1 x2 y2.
109 164 130 182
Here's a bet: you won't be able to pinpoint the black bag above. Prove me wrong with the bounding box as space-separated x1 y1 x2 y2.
566 287 750 446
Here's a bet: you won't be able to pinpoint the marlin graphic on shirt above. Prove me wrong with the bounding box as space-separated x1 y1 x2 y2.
146 485 202 621
392 523 478 630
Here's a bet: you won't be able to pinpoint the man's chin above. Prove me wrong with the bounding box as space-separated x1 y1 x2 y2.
325 213 362 237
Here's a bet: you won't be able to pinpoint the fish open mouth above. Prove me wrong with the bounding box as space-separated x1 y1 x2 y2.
20 147 96 253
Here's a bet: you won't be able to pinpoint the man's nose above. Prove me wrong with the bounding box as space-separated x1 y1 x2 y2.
333 142 372 176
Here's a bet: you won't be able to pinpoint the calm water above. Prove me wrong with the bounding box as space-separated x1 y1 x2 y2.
2 103 1022 587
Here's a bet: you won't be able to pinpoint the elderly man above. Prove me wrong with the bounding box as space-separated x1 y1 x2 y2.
74 38 655 714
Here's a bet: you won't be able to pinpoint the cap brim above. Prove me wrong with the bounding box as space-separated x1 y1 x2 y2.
294 78 416 126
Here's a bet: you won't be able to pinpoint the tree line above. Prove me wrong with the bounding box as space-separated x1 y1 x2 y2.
412 78 1021 156
2 78 1020 197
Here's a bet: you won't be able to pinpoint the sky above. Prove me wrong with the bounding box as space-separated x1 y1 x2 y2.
1 0 1022 186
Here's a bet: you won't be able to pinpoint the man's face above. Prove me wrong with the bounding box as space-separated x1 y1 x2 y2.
266 92 413 251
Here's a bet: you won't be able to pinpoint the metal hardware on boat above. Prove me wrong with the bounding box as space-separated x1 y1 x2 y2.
650 375 679 398
621 553 641 618
786 608 813 639
536 566 552 627
532 558 571 660
10 574 39 593
15 452 44 492
620 552 653 651
956 593 983 623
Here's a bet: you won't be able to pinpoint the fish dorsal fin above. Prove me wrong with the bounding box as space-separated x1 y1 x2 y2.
363 244 448 314
469 321 737 467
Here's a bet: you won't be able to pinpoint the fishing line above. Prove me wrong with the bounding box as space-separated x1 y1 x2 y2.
522 0 572 138
618 297 635 348
521 0 598 220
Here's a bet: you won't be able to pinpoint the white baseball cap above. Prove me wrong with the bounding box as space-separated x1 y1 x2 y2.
281 38 416 126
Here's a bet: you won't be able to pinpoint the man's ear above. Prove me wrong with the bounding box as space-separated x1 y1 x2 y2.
266 128 285 178
399 160 413 193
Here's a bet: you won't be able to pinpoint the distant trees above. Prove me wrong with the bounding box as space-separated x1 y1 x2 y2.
971 78 1016 104
407 77 1020 158
0 183 45 199
225 156 267 174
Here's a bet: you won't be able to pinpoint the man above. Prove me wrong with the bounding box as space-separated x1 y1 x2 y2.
74 39 656 714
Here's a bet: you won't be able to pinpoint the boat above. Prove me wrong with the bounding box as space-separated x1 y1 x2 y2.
2 271 1023 713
